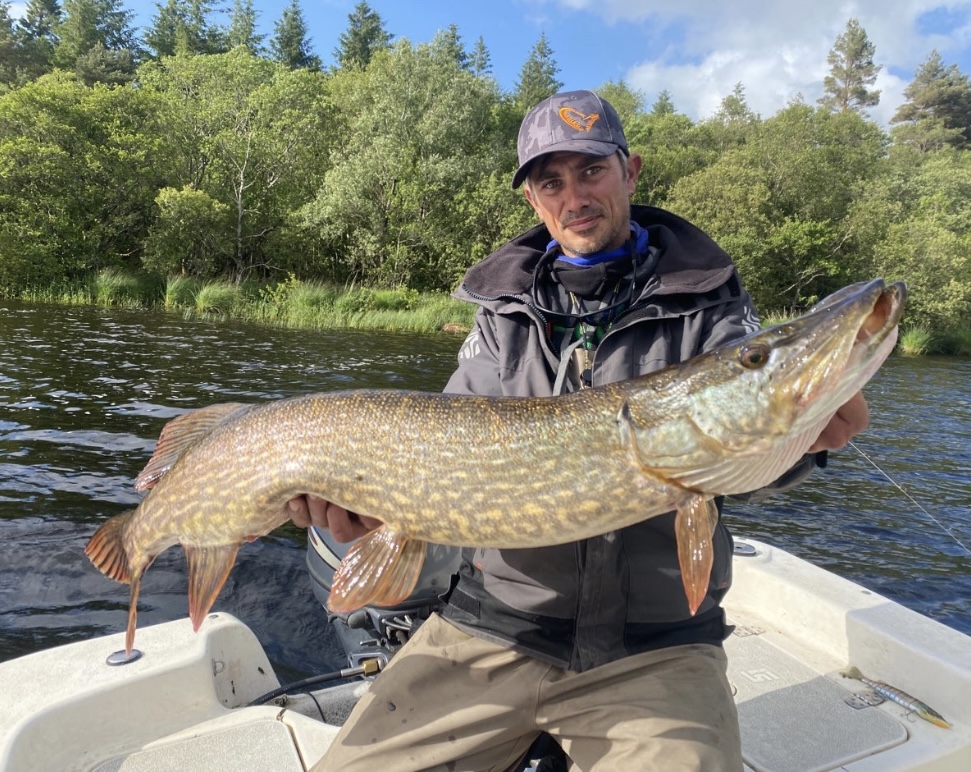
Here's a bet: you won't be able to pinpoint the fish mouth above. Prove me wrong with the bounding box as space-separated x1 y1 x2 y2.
776 279 906 431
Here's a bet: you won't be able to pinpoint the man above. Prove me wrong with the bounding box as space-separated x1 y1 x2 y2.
290 90 868 771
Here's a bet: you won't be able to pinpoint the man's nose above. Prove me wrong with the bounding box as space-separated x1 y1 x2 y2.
561 177 591 209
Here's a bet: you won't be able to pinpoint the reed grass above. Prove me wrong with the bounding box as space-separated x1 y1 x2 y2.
194 281 246 317
16 282 93 305
93 268 162 307
164 275 201 309
898 325 934 356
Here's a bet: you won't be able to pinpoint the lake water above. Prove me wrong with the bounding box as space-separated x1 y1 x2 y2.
1 300 969 683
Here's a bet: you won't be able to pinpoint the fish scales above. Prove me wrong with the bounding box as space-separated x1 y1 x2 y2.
85 279 907 653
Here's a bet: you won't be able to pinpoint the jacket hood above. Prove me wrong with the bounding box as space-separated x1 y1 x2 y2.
457 205 736 302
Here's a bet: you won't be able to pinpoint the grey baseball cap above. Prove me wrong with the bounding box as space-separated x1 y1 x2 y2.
512 90 629 189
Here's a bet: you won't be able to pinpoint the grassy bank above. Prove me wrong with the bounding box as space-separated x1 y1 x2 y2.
9 269 971 354
12 270 477 336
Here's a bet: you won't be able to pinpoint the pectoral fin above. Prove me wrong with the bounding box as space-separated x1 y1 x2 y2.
675 496 719 616
327 526 426 614
184 543 240 632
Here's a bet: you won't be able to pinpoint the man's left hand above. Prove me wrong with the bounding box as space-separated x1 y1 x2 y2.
810 391 869 452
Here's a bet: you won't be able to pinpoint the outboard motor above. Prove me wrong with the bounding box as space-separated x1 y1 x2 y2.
306 526 461 671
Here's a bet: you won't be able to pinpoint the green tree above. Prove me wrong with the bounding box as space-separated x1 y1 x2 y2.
0 71 166 290
301 41 514 289
698 83 759 153
469 35 491 77
430 24 467 70
269 0 320 70
334 1 391 70
632 110 712 206
53 0 139 85
848 149 971 328
0 2 21 89
891 51 971 152
139 49 330 281
668 103 885 312
818 18 881 113
227 0 264 54
514 32 561 111
651 90 676 116
144 0 226 59
14 0 62 80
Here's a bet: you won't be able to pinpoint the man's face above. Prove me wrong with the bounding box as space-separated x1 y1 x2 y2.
524 151 642 257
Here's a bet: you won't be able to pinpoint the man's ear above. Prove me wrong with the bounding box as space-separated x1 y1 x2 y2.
523 184 541 216
626 153 643 194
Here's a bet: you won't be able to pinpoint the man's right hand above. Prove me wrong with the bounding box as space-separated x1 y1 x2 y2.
287 495 382 542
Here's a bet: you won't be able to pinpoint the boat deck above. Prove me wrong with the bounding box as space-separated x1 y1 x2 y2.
2 540 969 771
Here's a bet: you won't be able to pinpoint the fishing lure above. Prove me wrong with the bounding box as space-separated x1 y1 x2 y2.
842 666 951 729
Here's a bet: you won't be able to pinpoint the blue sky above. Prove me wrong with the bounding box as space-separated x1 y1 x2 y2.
12 1 971 125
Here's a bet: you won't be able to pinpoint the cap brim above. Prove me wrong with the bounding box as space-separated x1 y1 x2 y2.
512 140 624 189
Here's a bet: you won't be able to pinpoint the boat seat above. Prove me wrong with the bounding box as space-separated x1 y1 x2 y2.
89 708 338 772
726 622 906 771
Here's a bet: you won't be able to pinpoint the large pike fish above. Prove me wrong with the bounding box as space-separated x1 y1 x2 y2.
86 279 905 656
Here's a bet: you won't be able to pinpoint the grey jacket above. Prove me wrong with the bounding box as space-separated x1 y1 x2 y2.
439 205 810 672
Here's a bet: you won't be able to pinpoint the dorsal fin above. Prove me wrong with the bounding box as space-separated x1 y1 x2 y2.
135 403 251 491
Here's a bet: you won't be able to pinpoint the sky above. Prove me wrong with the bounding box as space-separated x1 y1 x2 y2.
11 0 971 126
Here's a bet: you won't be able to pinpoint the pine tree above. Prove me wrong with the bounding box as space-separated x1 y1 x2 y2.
144 0 226 59
228 0 264 54
1 1 21 88
514 32 562 112
891 50 971 151
53 0 139 83
430 24 467 70
15 0 62 79
651 90 676 116
818 18 881 113
334 1 392 70
469 35 491 77
269 0 320 70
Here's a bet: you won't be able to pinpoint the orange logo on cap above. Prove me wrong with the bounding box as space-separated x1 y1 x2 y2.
558 107 600 132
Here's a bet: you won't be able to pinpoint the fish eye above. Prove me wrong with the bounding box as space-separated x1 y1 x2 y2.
739 344 770 369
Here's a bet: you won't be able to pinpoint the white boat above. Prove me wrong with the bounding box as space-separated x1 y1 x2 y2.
2 538 969 771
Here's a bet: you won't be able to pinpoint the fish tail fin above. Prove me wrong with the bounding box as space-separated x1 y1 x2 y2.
85 511 136 584
675 496 718 616
126 570 143 656
841 666 865 681
184 544 240 632
327 526 426 614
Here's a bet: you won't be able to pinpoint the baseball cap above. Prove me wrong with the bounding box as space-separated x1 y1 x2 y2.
512 90 629 189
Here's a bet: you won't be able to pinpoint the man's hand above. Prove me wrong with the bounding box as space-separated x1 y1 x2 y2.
288 495 381 542
809 391 869 452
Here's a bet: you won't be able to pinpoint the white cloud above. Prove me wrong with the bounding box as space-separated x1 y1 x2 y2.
539 0 971 124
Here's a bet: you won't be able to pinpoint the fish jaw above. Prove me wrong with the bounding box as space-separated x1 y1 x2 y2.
623 279 906 496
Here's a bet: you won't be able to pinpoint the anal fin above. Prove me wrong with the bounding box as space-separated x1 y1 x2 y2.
184 543 241 632
327 526 426 614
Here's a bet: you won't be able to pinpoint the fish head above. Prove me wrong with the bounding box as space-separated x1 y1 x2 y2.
626 279 906 494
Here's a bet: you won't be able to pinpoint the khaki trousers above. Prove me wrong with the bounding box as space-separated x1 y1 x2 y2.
315 613 742 772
